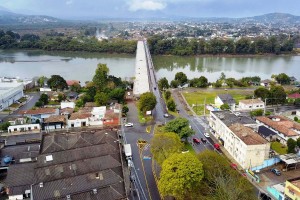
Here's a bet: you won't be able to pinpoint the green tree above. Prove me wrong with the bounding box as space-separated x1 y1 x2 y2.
275 73 291 85
165 117 194 140
122 105 129 115
219 72 226 80
150 132 183 165
269 85 286 104
164 90 171 100
0 122 11 131
214 80 222 88
94 92 108 106
250 109 263 117
158 153 204 200
170 80 179 88
287 138 297 153
220 103 230 110
93 63 109 92
39 93 49 105
37 76 47 87
167 99 176 112
254 87 270 101
139 92 157 113
294 116 299 122
295 98 300 106
84 82 97 102
174 72 188 86
70 83 81 93
158 77 169 90
35 101 43 107
47 75 68 90
109 88 125 103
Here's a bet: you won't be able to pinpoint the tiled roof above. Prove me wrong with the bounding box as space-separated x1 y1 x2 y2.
229 123 268 145
212 110 256 126
288 93 300 99
19 108 57 115
0 143 40 162
66 80 80 86
239 99 264 105
44 115 66 123
256 116 300 137
69 112 91 120
60 107 74 115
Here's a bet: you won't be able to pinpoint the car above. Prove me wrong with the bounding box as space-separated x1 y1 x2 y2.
260 193 272 200
271 168 281 176
124 123 133 127
154 87 156 90
201 138 207 143
193 137 200 144
204 132 210 138
163 113 169 118
230 163 238 170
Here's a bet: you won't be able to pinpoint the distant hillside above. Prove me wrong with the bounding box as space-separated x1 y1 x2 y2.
243 13 300 24
0 9 61 25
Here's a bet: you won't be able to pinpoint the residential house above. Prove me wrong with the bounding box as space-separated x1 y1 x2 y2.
103 110 120 126
238 99 265 111
256 116 300 145
68 113 90 128
89 106 106 126
8 124 41 134
287 93 300 103
19 108 59 123
60 107 74 116
60 101 75 109
284 177 300 199
67 91 78 100
5 129 127 200
214 94 236 110
66 80 80 87
42 115 66 131
111 103 121 114
209 111 270 169
260 79 273 87
289 76 297 85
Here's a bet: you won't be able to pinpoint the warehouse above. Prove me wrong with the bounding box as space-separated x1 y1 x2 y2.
0 82 24 111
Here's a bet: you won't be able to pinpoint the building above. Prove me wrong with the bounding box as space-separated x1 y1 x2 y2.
209 111 270 169
0 82 24 111
60 101 75 109
238 99 265 111
260 79 273 87
214 94 236 110
284 177 300 200
42 115 66 131
68 112 91 128
133 40 150 98
256 116 300 144
5 128 128 200
19 108 59 123
8 124 41 134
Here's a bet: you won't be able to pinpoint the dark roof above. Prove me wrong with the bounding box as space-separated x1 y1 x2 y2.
5 163 36 195
258 126 277 137
212 110 256 126
289 76 297 81
217 94 235 105
67 91 79 97
1 143 40 163
0 133 41 146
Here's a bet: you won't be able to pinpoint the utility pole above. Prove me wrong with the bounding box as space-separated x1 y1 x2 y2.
264 98 267 115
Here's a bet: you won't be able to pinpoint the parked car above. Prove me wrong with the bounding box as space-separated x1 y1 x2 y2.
260 193 272 200
193 137 200 144
163 113 169 118
124 123 133 127
204 132 210 138
214 143 220 150
201 138 207 143
271 168 281 176
230 163 238 170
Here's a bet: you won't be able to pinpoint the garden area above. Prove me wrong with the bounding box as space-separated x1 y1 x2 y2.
182 88 254 115
271 141 287 155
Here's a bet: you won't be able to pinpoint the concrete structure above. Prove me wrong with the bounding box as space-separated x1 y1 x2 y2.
0 82 24 111
68 113 90 128
209 111 270 169
284 177 300 199
256 116 300 145
8 124 41 133
238 99 265 111
133 40 150 98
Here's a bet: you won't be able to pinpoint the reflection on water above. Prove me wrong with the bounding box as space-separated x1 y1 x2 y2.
153 55 300 82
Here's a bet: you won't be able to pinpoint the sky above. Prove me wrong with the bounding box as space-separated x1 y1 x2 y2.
0 0 300 19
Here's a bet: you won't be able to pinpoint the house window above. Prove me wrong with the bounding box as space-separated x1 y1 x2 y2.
249 106 252 108
71 123 74 127
14 128 17 132
34 126 37 129
28 127 31 131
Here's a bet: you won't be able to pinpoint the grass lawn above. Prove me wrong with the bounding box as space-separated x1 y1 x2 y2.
10 103 19 108
138 111 153 124
154 124 165 134
182 89 254 115
183 142 195 154
271 141 287 155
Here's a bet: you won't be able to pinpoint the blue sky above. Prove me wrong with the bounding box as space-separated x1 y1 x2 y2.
0 0 299 19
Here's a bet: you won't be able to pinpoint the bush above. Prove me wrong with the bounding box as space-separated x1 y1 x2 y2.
165 91 171 100
294 116 299 122
250 109 263 117
167 99 176 112
35 101 43 107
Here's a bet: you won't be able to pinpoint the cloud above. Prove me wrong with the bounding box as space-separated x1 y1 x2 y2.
66 0 73 5
128 0 166 11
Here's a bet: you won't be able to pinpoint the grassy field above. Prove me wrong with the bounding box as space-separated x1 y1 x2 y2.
271 141 287 155
182 88 254 115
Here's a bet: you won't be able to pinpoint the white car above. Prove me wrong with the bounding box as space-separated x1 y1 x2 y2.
204 132 210 138
124 123 133 127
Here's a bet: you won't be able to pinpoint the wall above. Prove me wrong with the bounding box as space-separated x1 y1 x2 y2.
238 102 264 111
8 124 40 133
68 118 89 128
61 102 75 109
285 179 300 200
251 157 281 171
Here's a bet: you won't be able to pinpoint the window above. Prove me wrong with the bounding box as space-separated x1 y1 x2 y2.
14 128 17 131
34 126 37 129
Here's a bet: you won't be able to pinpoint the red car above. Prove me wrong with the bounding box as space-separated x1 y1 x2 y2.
193 138 201 144
230 163 238 170
214 143 220 150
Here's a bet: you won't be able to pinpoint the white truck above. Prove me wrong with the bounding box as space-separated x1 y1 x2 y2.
124 144 132 160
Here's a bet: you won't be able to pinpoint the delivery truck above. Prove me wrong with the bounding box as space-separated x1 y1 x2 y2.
124 144 132 160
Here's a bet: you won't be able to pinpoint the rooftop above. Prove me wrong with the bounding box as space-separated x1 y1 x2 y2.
69 112 91 120
256 116 300 137
217 94 235 104
239 99 264 105
288 93 300 99
211 110 256 126
229 123 268 145
0 132 41 146
44 115 66 123
19 108 57 115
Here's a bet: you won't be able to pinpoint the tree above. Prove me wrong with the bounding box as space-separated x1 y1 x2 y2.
150 132 183 165
94 92 108 106
158 77 169 90
294 116 299 122
139 92 157 113
269 85 286 104
122 105 129 116
297 137 300 148
164 90 171 100
47 75 68 90
219 72 226 80
220 103 230 110
287 138 297 153
250 109 263 117
170 80 179 88
165 117 194 140
93 63 109 92
179 126 194 140
167 99 176 112
254 87 270 101
174 72 188 86
198 150 257 200
275 73 291 85
158 153 204 200
109 88 125 103
0 122 11 131
70 83 81 93
39 93 49 105
214 80 222 88
35 101 43 107
37 76 47 87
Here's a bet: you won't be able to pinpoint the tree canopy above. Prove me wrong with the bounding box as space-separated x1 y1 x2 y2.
175 72 188 86
158 153 204 200
165 117 194 140
47 75 68 90
139 92 157 113
93 63 109 92
158 77 169 90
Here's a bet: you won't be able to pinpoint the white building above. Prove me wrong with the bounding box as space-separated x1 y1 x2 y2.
238 99 265 111
214 94 236 110
61 101 75 109
91 106 106 119
0 82 24 111
133 40 150 98
8 124 41 133
68 113 91 128
209 111 270 169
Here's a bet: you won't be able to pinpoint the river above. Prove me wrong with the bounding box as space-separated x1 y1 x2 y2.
0 50 299 83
